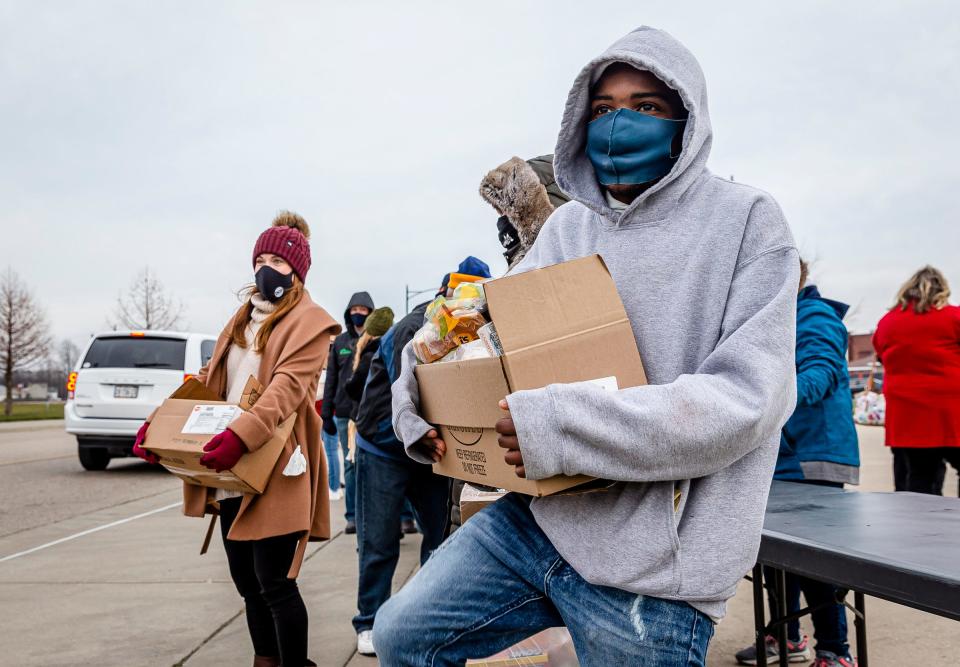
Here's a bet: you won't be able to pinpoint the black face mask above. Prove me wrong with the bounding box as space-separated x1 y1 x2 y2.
497 215 521 265
255 266 294 303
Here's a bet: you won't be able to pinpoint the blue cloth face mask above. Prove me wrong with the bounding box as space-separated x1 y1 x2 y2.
586 108 686 186
350 313 368 328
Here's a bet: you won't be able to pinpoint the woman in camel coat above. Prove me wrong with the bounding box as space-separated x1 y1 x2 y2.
134 211 340 667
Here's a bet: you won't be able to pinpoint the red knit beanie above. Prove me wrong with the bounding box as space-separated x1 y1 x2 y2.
252 211 312 281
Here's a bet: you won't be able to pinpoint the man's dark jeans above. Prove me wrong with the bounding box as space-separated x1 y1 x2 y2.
352 445 450 632
335 417 356 522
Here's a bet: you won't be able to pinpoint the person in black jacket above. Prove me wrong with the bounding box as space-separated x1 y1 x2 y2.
321 291 374 533
346 306 420 536
345 307 394 419
350 258 491 657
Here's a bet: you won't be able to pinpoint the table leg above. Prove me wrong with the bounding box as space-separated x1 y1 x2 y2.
752 564 767 667
855 591 868 667
775 568 789 667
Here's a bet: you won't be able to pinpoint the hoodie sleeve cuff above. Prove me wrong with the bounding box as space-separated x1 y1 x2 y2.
395 408 435 465
507 386 567 480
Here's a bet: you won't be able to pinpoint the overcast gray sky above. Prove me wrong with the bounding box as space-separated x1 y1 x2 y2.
2 1 958 353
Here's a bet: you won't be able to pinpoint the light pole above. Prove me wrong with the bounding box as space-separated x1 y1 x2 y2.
404 285 437 314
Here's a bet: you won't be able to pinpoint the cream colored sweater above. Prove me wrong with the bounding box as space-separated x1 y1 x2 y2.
216 294 276 502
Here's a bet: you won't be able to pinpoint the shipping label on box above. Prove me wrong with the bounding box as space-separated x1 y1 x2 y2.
417 255 647 496
181 405 242 434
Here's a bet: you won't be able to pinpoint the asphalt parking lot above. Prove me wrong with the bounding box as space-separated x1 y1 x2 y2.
0 421 956 666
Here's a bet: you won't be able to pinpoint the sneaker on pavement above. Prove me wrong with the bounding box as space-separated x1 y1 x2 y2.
329 488 343 501
813 650 856 667
357 630 376 656
344 519 357 535
401 518 418 534
735 634 811 665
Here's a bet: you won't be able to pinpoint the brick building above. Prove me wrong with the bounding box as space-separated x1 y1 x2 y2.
848 333 876 364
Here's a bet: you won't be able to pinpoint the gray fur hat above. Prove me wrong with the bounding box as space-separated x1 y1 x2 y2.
479 154 570 269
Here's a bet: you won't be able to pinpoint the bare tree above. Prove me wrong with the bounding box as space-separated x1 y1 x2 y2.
0 269 52 415
112 267 184 331
58 339 81 374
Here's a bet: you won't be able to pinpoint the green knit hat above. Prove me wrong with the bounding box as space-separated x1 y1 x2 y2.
364 307 395 337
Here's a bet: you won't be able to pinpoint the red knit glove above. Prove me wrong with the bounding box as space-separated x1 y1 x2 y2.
132 422 159 464
199 429 247 472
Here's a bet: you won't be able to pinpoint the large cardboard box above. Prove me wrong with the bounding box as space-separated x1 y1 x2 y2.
143 376 295 494
416 255 646 496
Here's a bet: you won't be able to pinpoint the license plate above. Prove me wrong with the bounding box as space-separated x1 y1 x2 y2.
114 385 139 399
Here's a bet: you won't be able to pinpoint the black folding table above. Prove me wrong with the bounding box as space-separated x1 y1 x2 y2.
752 481 960 666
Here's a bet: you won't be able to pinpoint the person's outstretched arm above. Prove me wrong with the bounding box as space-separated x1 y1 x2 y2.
795 304 848 407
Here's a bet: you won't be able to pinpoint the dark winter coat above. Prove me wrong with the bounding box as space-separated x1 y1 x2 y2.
345 338 381 421
354 301 429 461
321 291 374 421
776 285 860 483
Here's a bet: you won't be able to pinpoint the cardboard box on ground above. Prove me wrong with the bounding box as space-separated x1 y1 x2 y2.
417 255 647 496
143 376 295 494
459 483 507 523
466 627 579 667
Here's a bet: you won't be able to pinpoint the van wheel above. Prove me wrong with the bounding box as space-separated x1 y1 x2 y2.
78 447 110 471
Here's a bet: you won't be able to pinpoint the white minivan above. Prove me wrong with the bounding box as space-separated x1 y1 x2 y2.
65 330 218 470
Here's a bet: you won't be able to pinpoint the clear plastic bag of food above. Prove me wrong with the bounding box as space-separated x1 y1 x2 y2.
413 309 487 363
413 285 489 363
412 320 450 364
449 281 485 308
438 339 491 363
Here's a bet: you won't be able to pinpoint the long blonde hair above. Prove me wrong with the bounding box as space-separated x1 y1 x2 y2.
352 332 379 371
230 276 304 353
895 266 950 314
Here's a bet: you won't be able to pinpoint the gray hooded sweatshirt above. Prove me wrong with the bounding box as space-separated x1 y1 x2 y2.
393 26 799 621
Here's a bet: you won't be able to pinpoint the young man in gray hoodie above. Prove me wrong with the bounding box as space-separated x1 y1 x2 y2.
375 27 799 665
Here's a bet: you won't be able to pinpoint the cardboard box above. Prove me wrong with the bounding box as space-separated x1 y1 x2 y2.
416 255 647 496
466 627 577 666
143 376 295 494
459 484 507 523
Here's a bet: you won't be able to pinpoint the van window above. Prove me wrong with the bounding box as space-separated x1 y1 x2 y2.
200 340 216 366
81 337 186 370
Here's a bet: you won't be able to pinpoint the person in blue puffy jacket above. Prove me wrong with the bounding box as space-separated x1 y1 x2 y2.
737 260 861 667
777 262 861 484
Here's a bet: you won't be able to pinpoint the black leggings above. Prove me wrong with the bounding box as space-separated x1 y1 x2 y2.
219 498 307 665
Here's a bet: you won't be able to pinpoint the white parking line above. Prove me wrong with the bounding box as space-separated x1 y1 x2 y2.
0 501 181 563
0 454 73 467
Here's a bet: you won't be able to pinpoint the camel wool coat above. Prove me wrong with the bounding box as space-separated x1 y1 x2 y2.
174 291 340 577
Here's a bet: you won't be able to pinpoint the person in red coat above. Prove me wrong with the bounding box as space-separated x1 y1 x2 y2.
873 265 960 494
